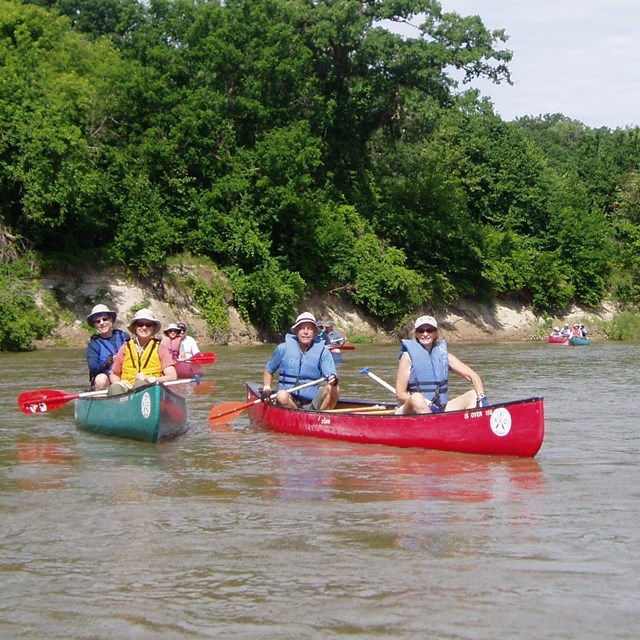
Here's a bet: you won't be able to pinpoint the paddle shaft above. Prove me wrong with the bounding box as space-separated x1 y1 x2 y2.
208 376 327 423
18 377 199 414
360 368 396 395
360 367 439 411
324 404 388 414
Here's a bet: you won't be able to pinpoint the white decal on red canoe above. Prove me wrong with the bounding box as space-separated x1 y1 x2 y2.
490 407 512 437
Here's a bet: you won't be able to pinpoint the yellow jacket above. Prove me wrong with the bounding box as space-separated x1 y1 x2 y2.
120 338 163 384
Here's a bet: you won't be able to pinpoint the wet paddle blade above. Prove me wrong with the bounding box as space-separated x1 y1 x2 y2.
188 352 216 365
208 400 256 426
17 389 80 414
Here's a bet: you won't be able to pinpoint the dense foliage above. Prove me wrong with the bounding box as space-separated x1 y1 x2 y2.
2 0 640 349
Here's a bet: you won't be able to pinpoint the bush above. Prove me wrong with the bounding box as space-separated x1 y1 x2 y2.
230 262 305 333
191 278 231 342
349 234 426 324
602 311 640 340
0 258 57 351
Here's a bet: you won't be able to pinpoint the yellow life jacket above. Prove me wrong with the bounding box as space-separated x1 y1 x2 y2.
120 338 163 383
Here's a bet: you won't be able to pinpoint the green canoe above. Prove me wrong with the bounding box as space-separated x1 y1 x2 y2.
74 382 188 442
569 336 591 346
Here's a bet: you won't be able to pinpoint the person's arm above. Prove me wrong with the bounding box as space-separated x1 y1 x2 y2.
261 344 285 397
86 340 103 377
261 368 274 397
448 352 484 397
395 352 412 404
155 347 178 383
319 348 338 386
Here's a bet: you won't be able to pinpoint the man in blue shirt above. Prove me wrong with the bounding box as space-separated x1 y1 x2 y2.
262 312 339 410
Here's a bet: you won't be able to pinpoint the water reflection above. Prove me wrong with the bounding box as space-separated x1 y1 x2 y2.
12 437 78 491
259 435 545 504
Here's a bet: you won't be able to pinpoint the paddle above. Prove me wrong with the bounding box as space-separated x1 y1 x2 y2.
184 351 216 365
208 376 327 426
360 367 441 412
326 344 355 351
17 377 200 415
325 404 388 414
360 367 396 395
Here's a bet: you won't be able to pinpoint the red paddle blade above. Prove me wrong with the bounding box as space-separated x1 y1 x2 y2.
208 400 254 426
188 352 216 365
17 389 78 414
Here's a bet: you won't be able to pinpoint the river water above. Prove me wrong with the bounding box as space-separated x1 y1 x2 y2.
1 342 638 639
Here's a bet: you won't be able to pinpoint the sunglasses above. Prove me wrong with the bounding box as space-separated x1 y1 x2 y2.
135 322 155 328
93 317 111 324
416 327 437 334
166 329 178 333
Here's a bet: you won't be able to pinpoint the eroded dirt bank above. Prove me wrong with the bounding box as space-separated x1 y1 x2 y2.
35 269 615 348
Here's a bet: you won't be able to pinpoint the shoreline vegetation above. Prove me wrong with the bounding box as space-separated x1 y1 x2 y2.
31 268 617 351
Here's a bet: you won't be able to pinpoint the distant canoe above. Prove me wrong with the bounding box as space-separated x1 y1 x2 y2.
569 336 591 346
174 360 203 379
75 382 188 442
547 335 569 344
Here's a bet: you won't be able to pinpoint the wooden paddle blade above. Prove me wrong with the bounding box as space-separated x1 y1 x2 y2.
17 389 78 414
208 399 256 426
188 352 216 365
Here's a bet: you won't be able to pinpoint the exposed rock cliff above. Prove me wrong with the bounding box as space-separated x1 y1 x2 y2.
35 267 614 348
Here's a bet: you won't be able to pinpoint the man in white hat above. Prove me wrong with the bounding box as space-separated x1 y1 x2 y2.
85 304 129 390
108 308 177 394
261 311 339 410
176 322 201 360
395 314 487 414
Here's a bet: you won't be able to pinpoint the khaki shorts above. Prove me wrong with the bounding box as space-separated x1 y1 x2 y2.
292 386 325 411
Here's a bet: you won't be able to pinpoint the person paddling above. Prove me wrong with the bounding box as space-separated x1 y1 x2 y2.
261 312 339 410
395 315 488 414
108 309 177 395
85 304 129 391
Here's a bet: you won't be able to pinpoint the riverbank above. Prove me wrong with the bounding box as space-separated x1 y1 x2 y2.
34 268 615 348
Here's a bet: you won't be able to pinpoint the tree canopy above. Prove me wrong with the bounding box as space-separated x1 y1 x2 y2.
2 0 640 349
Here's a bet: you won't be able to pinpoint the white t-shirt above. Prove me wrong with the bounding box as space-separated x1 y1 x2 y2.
179 335 201 360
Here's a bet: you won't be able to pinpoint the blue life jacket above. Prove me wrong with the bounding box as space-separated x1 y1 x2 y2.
400 338 449 409
87 329 128 383
278 334 327 402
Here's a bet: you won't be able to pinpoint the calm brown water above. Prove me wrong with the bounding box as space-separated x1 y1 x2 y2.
1 342 639 639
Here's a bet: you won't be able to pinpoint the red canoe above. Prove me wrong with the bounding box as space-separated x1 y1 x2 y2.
244 384 544 458
547 335 569 344
174 361 203 379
